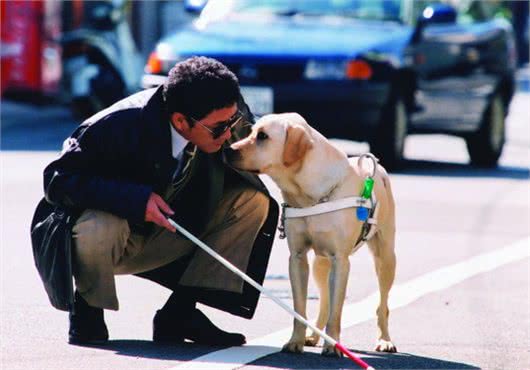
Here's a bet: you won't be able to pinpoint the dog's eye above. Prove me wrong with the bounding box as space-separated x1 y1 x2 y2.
257 131 268 141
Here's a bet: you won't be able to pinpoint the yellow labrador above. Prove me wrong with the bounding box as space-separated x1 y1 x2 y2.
227 113 397 356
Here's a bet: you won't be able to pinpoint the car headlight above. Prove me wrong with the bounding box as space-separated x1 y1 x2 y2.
145 52 163 74
304 59 373 80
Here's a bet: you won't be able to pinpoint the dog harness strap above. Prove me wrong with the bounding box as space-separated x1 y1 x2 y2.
279 193 379 243
283 196 371 218
279 152 380 241
358 199 379 245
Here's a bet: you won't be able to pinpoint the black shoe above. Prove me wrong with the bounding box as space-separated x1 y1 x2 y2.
68 292 109 345
153 308 246 346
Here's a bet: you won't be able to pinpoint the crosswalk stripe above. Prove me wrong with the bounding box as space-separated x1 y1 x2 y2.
169 236 530 370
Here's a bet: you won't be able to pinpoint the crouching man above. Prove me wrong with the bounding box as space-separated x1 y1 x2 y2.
31 56 278 346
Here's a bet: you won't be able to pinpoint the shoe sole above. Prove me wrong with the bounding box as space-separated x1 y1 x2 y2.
68 337 109 346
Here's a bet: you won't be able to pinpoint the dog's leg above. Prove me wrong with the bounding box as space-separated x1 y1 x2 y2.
322 253 350 357
305 255 330 346
282 250 310 353
368 232 397 353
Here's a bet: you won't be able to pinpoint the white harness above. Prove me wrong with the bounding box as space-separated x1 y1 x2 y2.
278 153 379 250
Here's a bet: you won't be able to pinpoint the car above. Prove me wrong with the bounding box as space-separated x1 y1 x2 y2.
142 0 517 170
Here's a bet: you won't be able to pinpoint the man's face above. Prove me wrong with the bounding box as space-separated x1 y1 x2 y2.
173 103 238 153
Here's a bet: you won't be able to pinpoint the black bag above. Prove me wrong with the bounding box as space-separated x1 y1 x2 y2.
30 198 75 311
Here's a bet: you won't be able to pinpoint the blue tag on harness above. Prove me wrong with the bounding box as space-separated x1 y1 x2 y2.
356 207 369 221
357 176 373 221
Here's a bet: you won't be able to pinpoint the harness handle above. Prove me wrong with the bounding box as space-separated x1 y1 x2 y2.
356 153 377 222
357 153 378 178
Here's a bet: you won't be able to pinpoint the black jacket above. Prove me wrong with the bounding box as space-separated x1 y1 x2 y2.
31 87 278 317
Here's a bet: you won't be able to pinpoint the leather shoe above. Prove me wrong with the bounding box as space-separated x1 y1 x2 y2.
68 292 109 345
153 308 246 346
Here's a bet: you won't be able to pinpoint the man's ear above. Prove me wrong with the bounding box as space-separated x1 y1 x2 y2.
171 112 189 132
282 124 314 167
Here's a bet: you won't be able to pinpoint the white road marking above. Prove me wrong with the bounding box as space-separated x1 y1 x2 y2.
170 236 530 370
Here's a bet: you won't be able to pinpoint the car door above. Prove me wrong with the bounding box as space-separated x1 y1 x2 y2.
408 0 508 134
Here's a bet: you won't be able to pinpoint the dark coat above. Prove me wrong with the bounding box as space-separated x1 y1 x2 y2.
31 87 278 318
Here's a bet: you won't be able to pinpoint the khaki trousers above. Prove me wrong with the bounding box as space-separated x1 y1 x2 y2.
72 186 269 310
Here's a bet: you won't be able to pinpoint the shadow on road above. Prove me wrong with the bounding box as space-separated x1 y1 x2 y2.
1 99 527 181
1 100 77 152
79 341 479 369
80 339 219 361
253 348 479 369
1 121 77 152
398 159 529 180
3 120 527 181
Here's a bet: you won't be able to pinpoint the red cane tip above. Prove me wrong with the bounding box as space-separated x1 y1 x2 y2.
335 342 374 370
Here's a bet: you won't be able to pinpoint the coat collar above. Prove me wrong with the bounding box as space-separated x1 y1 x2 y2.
141 86 172 162
140 86 178 191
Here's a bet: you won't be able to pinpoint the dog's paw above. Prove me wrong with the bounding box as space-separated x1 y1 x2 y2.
375 339 397 353
321 343 343 357
304 334 320 347
282 341 305 354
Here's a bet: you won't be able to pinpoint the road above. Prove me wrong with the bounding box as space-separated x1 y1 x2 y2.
1 92 529 370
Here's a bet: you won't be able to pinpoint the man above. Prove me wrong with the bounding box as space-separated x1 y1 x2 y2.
31 56 278 346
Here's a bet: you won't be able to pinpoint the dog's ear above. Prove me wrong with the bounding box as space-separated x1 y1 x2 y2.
283 124 314 167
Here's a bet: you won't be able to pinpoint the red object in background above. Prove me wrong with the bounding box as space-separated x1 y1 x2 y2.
1 0 62 97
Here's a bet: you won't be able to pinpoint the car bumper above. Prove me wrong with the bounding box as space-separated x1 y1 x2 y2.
142 74 390 140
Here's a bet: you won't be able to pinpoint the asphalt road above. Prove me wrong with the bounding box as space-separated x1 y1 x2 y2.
1 93 529 370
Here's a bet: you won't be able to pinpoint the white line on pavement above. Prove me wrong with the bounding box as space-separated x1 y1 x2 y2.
169 236 530 370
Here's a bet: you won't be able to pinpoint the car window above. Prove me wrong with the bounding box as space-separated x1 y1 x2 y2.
409 0 497 25
455 0 493 23
203 0 404 22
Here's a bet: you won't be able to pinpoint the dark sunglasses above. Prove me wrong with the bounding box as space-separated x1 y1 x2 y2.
187 110 244 139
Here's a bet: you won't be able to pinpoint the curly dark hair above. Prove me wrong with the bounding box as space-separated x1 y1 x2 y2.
163 56 240 121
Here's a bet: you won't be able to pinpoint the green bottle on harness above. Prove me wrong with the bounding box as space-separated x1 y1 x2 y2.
356 177 374 221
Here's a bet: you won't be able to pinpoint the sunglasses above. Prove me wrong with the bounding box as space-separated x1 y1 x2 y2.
187 110 244 139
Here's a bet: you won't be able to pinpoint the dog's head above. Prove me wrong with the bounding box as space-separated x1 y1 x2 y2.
226 113 315 176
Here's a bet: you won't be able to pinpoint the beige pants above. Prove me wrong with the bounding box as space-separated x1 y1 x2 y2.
72 186 269 310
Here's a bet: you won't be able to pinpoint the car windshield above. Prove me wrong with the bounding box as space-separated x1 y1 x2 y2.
203 0 403 22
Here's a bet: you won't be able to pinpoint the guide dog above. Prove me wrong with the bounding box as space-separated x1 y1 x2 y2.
227 113 397 356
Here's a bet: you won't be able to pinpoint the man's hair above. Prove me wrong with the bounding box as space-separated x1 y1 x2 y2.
163 56 240 121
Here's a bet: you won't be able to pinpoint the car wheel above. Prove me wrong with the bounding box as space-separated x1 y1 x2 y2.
465 93 505 167
70 67 125 119
91 66 126 109
369 97 407 171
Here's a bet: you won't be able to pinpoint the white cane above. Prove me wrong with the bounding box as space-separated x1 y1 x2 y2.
167 218 375 370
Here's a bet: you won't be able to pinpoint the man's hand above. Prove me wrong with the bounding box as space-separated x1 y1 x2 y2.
145 193 176 232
